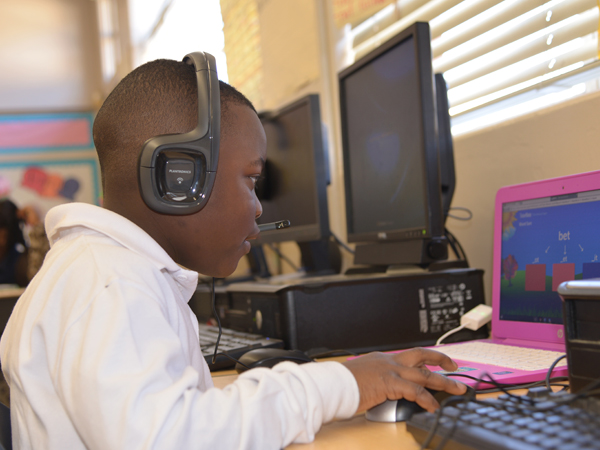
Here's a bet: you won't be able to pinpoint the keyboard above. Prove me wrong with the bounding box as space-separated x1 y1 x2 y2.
199 323 284 371
435 342 567 372
407 390 600 450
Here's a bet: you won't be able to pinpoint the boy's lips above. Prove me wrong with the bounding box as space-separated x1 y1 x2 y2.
245 228 261 241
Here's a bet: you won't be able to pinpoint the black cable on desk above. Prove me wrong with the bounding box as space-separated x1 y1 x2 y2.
420 357 573 450
545 354 567 391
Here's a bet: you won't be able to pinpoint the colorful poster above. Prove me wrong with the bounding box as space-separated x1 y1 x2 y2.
0 112 100 217
0 159 101 216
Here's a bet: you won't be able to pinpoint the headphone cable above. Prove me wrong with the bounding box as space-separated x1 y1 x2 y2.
209 277 251 370
211 277 222 364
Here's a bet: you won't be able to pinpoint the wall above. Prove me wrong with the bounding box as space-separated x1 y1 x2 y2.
0 0 102 113
220 0 264 109
450 90 600 304
253 0 600 301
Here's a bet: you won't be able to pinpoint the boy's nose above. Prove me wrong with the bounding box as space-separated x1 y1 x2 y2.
255 197 263 219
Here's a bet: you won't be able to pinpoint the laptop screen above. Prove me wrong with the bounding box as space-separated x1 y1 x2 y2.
500 188 600 324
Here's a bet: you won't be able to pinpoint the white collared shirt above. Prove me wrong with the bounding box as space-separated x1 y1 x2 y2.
0 203 359 450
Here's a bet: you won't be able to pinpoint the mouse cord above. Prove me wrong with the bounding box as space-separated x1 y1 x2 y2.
210 277 251 370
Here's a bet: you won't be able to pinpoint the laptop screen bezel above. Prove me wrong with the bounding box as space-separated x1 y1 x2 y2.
492 170 600 343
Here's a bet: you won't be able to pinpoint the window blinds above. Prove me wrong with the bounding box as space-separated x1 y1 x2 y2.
346 0 599 132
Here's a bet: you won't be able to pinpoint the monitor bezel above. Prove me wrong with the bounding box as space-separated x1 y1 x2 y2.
255 94 331 244
338 21 444 244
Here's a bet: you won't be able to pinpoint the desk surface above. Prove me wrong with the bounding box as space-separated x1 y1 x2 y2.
210 362 511 449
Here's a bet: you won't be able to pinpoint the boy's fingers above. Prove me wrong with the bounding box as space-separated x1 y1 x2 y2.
392 347 459 372
392 365 467 396
343 351 468 412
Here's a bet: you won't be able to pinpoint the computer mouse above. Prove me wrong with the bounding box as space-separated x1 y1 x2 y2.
365 385 475 422
235 348 314 373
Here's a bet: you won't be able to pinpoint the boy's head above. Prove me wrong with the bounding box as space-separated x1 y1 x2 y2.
93 58 266 277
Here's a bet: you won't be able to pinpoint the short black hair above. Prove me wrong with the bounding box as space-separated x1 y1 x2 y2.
93 58 256 191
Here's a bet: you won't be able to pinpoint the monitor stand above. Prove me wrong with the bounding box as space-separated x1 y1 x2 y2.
246 246 271 279
353 237 448 267
297 237 342 276
346 237 468 275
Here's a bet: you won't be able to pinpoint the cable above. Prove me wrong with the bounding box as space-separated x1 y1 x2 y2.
209 276 251 371
435 325 466 346
210 277 221 365
447 206 473 221
266 243 300 272
420 356 573 449
545 354 567 391
445 228 469 267
331 232 355 255
444 228 461 261
446 373 568 394
436 305 492 345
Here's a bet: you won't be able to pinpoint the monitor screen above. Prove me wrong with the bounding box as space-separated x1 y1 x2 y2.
255 94 330 244
499 188 600 325
339 22 444 246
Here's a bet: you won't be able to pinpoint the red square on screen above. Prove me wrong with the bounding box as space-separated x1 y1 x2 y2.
525 264 546 291
552 263 575 291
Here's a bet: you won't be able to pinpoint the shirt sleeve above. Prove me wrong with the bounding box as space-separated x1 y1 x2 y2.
54 280 360 450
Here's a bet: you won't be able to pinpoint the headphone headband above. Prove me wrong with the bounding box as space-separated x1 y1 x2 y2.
138 51 221 215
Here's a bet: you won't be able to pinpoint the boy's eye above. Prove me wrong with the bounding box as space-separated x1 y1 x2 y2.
249 175 261 189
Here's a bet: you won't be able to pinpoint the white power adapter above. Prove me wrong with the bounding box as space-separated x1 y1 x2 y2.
436 304 493 346
460 304 493 330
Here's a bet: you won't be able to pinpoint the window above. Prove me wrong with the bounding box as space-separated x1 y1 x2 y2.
342 0 599 135
128 0 228 81
97 0 119 85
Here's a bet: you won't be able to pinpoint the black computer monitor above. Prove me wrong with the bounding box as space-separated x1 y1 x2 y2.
435 73 456 222
339 21 447 267
253 94 340 274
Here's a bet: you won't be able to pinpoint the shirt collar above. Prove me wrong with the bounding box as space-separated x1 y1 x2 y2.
45 203 199 299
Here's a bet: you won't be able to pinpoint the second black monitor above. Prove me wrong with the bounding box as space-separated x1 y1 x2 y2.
255 94 330 245
339 21 448 266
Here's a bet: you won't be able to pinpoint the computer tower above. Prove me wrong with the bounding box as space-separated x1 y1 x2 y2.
220 268 487 353
558 279 600 395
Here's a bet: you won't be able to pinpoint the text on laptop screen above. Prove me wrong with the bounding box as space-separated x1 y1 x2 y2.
500 188 600 324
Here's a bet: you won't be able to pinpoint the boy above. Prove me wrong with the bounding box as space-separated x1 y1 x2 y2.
0 56 465 449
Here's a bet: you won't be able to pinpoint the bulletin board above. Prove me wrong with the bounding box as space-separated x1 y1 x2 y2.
0 112 101 216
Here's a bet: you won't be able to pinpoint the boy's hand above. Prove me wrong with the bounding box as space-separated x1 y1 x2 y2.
341 348 467 413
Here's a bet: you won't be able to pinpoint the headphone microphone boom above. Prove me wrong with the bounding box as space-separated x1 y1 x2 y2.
138 51 220 215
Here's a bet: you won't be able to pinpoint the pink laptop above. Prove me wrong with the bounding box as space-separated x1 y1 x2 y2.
394 171 600 388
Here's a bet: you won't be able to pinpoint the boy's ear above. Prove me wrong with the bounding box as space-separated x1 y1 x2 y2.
138 51 221 216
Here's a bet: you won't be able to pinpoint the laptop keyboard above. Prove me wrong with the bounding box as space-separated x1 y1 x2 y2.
199 323 284 371
435 342 567 372
407 391 600 450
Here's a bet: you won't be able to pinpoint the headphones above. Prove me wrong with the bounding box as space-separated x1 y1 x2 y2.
138 51 220 215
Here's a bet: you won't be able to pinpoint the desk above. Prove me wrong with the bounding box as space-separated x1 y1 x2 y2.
210 362 515 449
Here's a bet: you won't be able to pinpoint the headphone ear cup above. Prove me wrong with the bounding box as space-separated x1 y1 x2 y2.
156 150 206 199
137 51 219 215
